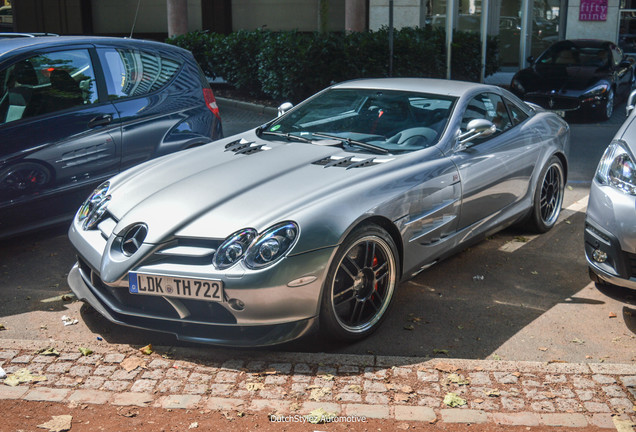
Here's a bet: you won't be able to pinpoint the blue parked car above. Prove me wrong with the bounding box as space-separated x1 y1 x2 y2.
0 36 223 239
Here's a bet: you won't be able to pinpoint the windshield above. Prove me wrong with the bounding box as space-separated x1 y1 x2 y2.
265 88 457 154
538 44 610 67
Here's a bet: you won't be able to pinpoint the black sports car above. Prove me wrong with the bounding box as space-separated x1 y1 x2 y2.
510 39 634 121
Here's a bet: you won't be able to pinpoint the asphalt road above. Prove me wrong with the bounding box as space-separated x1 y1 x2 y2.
0 99 634 365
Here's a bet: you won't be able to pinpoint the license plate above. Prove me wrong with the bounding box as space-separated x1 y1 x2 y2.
128 273 224 302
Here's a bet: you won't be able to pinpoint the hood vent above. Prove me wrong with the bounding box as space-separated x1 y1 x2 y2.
313 156 382 169
225 138 269 155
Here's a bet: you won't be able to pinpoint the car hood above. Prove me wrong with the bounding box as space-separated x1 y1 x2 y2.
518 64 610 93
106 132 396 244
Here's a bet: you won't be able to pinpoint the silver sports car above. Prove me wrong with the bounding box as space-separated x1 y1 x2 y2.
585 89 636 292
67 78 570 347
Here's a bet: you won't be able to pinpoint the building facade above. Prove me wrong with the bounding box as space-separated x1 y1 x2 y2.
7 0 636 74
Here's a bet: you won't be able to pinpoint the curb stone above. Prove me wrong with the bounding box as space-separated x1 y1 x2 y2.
0 339 634 427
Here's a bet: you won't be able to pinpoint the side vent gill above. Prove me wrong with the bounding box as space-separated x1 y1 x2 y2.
225 138 269 155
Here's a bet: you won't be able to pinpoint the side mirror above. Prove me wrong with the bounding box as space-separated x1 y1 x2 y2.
277 102 293 117
457 119 497 148
626 89 636 117
526 55 535 65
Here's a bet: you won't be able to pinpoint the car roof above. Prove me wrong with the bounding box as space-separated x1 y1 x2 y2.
0 35 187 61
332 78 494 98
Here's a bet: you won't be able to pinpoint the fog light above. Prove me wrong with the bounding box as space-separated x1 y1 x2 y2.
228 298 245 311
592 249 608 263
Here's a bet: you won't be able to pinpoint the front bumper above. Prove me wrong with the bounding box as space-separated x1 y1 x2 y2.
585 182 636 291
524 92 608 114
67 242 337 346
68 263 319 347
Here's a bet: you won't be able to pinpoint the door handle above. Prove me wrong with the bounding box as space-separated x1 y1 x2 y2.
88 114 112 128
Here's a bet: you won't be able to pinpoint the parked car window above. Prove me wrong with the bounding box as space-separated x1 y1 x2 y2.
98 48 182 99
461 93 512 138
504 98 529 126
0 49 97 125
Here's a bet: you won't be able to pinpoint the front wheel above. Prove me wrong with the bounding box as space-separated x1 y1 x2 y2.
319 223 399 342
528 156 565 233
601 88 614 121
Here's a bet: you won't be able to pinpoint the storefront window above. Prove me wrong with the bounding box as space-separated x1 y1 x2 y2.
619 0 636 54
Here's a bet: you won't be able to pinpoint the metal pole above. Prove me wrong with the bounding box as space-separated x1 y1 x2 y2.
446 0 456 79
389 0 394 77
480 0 490 83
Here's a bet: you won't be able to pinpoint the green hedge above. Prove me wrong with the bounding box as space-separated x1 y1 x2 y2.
168 28 499 102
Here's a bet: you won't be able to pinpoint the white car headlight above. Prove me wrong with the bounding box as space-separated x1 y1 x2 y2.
77 181 111 230
214 228 257 270
245 221 299 269
596 141 636 195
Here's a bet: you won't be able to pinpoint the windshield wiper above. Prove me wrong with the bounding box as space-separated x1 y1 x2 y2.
311 132 389 154
260 130 313 143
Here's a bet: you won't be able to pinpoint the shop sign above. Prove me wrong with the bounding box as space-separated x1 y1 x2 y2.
579 0 608 21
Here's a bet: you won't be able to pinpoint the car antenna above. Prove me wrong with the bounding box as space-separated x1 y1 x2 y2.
129 0 142 38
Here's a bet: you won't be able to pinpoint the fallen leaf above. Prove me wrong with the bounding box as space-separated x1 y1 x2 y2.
570 338 585 344
474 398 484 403
394 393 412 402
346 384 363 394
609 312 617 318
538 347 548 351
37 415 72 432
38 347 60 357
139 344 153 355
117 407 139 418
319 373 335 381
0 324 5 330
121 357 146 372
401 385 414 393
531 271 539 275
305 408 337 424
492 354 502 361
4 368 47 386
245 382 264 392
403 325 415 331
397 423 410 430
567 185 573 191
188 422 199 429
542 391 557 399
308 387 332 401
443 392 467 407
446 373 470 385
434 362 459 373
514 236 528 242
78 347 93 356
433 349 449 356
484 388 500 397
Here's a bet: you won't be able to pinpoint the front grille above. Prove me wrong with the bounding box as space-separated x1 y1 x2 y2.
525 94 580 111
627 252 636 278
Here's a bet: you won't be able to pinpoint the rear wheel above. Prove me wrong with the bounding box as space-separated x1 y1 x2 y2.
527 156 564 233
319 224 399 342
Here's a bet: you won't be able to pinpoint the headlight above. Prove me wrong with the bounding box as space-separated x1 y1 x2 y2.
596 141 636 195
511 78 525 94
245 221 299 269
77 181 111 230
213 228 257 270
582 83 609 98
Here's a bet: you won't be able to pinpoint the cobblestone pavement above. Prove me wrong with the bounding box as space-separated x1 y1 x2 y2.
0 339 634 429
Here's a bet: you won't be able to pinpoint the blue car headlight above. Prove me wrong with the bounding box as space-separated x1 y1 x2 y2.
77 181 111 230
214 228 257 270
245 221 299 269
596 141 636 195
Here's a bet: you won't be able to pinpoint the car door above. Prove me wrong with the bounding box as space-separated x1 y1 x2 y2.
0 47 122 236
450 92 541 232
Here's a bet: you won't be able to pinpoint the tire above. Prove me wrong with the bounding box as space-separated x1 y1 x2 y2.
527 156 565 233
319 223 399 342
601 88 614 121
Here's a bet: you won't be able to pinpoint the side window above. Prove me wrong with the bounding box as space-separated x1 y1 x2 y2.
0 49 97 125
98 48 182 100
504 98 529 126
460 93 512 138
611 45 623 66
